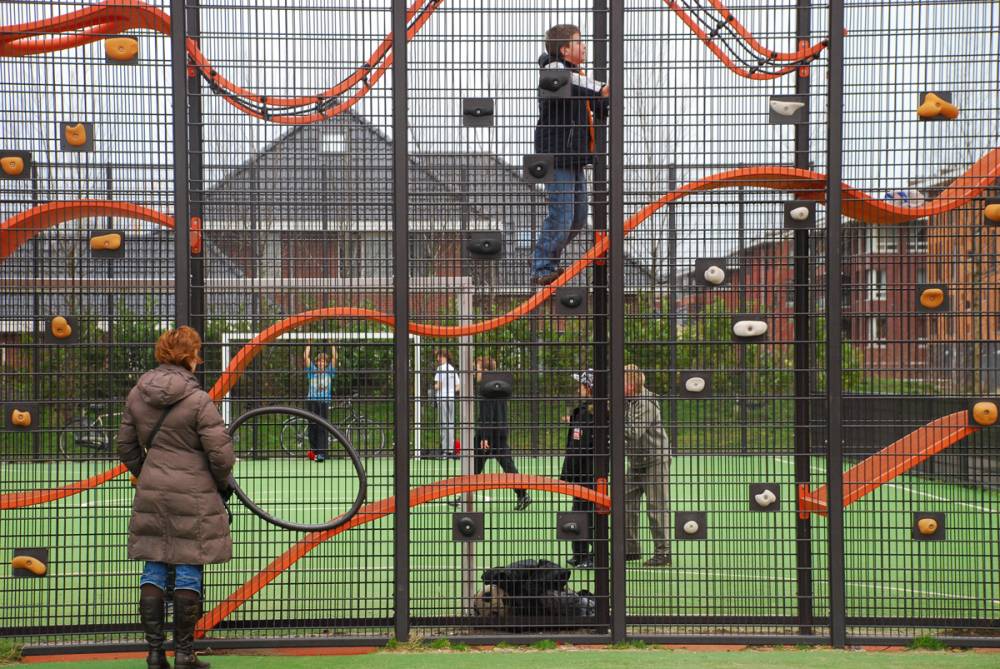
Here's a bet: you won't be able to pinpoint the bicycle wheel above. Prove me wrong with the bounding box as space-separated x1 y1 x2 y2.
347 417 388 457
58 417 103 458
279 416 310 455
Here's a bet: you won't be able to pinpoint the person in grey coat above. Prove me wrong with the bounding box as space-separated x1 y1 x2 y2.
623 364 672 568
117 326 235 669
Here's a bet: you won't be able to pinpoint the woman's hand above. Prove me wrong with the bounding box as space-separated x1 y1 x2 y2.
480 439 490 451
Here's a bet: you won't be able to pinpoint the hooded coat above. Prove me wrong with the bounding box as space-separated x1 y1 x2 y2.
117 364 235 565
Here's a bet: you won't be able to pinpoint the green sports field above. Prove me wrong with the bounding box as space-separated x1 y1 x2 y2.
2 454 999 645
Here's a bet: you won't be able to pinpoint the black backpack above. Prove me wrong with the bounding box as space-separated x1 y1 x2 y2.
480 559 593 619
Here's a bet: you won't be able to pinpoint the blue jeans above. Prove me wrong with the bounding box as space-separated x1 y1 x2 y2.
532 167 589 276
141 561 204 595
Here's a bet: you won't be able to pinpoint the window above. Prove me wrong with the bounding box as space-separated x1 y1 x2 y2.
909 220 928 253
868 316 888 348
916 267 927 285
320 130 347 154
866 268 887 301
867 227 898 254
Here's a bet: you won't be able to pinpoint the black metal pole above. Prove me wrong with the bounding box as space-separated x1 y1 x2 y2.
592 0 611 633
793 0 815 636
608 0 627 644
391 0 411 644
825 0 847 649
30 164 41 461
187 1 206 344
170 0 190 327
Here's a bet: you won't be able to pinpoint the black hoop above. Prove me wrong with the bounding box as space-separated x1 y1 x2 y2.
226 406 368 532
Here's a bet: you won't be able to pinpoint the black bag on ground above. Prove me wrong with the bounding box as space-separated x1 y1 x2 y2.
478 559 593 619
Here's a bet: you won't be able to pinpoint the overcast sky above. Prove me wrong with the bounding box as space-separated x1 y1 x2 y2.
1 0 996 263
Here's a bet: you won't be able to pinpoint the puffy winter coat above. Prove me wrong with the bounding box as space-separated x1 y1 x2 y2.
117 364 235 565
534 53 610 169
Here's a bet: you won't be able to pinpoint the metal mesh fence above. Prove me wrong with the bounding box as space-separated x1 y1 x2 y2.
1 0 998 653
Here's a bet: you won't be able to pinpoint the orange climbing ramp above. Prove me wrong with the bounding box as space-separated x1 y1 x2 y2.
195 474 610 636
798 410 977 517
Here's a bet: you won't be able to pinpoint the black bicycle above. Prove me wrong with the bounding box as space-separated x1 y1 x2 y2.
59 404 121 456
279 394 388 457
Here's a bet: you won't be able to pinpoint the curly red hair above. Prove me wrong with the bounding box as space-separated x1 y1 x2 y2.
155 326 203 368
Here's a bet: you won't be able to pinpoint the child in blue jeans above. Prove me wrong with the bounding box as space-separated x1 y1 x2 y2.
532 23 610 286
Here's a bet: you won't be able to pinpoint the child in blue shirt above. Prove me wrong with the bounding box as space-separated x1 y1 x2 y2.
303 344 337 462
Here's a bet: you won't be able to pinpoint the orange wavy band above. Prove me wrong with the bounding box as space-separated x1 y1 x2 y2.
0 0 827 127
195 473 609 635
2 152 998 512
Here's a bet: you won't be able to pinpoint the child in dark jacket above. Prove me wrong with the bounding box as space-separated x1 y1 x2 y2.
474 356 532 511
531 24 610 286
560 369 597 568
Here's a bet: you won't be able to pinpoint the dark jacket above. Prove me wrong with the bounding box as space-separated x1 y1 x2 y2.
474 396 509 452
560 401 596 485
534 53 610 169
117 364 236 565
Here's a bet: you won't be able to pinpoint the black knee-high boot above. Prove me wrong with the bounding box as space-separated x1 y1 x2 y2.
139 586 170 669
172 590 210 669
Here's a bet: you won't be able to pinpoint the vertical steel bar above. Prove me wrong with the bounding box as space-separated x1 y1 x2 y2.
793 0 815 636
391 0 411 644
608 0 627 644
170 0 190 327
30 164 40 461
592 0 611 632
187 1 206 342
825 0 848 649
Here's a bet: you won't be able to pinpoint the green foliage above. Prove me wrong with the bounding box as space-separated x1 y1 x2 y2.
610 640 650 650
908 636 948 651
0 639 22 664
530 640 558 650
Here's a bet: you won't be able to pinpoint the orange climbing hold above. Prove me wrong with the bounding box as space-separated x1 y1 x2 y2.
916 517 938 536
11 409 32 428
90 233 122 251
64 123 87 147
50 316 72 339
919 287 945 309
11 555 47 576
105 37 138 61
972 401 998 427
1 155 24 176
917 93 959 120
984 204 1000 223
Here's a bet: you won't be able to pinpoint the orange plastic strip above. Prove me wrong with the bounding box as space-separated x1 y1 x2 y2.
195 474 610 636
798 411 975 517
3 151 999 510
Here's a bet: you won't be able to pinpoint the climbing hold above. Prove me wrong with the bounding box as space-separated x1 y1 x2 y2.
50 316 72 339
703 266 726 285
919 287 945 310
64 123 88 147
916 517 938 536
105 37 138 62
983 203 1000 224
683 520 700 535
769 99 805 116
733 320 768 338
1 156 24 176
452 511 484 542
11 555 47 576
789 206 811 221
972 401 998 427
10 409 32 428
523 154 554 183
89 233 122 252
754 489 777 508
684 376 706 393
917 92 959 120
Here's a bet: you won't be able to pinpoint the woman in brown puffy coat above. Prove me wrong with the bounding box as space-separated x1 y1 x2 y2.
117 326 235 669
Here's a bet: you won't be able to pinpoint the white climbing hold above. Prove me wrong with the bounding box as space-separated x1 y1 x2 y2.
770 99 806 116
683 520 700 535
789 206 811 221
684 376 706 393
703 265 726 285
754 489 777 507
733 320 768 338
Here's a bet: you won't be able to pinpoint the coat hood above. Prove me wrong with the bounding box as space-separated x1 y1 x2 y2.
135 364 201 408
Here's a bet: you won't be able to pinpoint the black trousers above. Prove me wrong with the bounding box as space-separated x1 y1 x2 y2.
570 495 596 559
473 445 525 497
306 400 329 456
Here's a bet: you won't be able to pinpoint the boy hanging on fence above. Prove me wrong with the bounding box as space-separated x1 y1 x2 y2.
303 344 337 462
531 23 610 286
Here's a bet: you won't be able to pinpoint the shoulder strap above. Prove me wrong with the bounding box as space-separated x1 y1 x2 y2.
142 401 178 450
